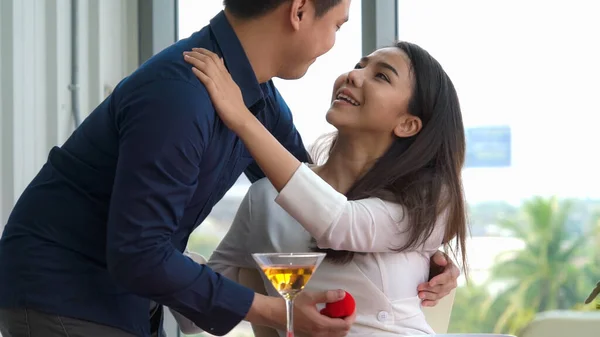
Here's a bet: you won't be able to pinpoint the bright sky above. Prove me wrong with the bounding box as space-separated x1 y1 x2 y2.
178 0 600 204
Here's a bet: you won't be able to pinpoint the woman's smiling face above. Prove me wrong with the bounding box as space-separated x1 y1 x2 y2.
326 47 421 140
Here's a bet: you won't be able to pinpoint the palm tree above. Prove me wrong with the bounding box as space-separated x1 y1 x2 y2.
449 283 515 333
590 211 600 267
489 196 594 334
584 212 600 306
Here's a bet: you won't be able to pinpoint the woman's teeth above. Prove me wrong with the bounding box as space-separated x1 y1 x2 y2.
336 93 359 106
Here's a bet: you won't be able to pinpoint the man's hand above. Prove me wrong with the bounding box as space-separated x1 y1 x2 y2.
246 290 354 337
417 251 460 307
293 290 355 337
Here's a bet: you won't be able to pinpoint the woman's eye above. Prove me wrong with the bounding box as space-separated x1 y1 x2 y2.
376 73 390 82
354 63 363 69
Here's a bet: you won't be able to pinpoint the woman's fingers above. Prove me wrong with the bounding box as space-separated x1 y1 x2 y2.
185 54 218 77
192 48 228 74
183 49 239 114
192 48 221 65
191 67 214 91
183 53 207 70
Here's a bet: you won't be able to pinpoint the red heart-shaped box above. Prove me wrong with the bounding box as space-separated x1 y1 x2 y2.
320 292 356 318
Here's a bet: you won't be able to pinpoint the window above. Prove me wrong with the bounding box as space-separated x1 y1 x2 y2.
177 1 363 336
397 1 600 334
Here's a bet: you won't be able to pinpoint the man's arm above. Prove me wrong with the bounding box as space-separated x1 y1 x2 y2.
418 251 460 306
245 83 310 183
105 79 254 335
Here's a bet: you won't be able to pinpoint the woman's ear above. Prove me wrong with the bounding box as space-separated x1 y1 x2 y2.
394 115 422 138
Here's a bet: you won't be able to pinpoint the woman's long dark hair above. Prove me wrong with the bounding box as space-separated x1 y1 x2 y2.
310 41 468 275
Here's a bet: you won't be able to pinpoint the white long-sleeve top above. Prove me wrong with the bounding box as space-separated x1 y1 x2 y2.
209 164 447 336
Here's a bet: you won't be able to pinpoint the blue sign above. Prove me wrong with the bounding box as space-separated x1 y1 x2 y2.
465 126 511 168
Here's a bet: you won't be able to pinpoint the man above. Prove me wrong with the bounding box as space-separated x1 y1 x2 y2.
0 0 459 336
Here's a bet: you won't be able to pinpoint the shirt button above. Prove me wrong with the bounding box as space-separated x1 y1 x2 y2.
377 310 389 322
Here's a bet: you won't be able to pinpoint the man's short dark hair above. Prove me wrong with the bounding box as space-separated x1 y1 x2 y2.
223 0 342 20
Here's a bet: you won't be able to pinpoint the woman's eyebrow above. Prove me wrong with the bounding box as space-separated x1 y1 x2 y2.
360 56 399 77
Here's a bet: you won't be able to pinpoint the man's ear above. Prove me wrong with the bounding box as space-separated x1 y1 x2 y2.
289 0 308 31
394 115 422 138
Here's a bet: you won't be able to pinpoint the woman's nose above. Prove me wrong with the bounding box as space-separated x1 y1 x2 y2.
346 69 364 87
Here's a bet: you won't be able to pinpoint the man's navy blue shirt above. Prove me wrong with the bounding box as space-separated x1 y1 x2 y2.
0 11 308 337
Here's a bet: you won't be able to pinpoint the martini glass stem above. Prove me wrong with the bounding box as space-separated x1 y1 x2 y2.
285 297 294 337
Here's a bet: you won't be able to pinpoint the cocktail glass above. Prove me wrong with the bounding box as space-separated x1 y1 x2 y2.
252 252 326 337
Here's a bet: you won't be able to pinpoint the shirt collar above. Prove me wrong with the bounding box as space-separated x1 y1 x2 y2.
209 11 264 110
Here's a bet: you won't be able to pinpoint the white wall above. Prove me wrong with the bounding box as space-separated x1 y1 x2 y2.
0 0 139 227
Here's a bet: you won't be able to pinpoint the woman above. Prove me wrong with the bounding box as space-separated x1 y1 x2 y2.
183 41 468 336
